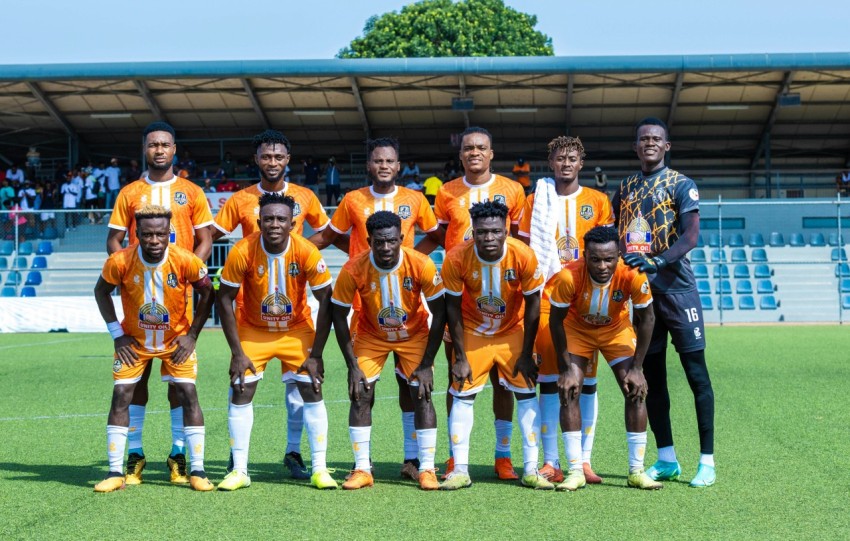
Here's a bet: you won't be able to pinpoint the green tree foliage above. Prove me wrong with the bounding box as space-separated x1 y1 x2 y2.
338 0 554 58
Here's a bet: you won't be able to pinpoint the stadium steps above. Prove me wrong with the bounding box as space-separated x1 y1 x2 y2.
35 252 106 296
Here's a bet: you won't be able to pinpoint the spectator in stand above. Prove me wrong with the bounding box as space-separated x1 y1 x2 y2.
0 179 15 209
401 160 420 183
83 167 102 224
39 181 58 233
61 170 81 231
220 152 236 179
245 158 259 179
422 173 443 205
6 163 24 187
178 150 197 179
303 156 320 195
203 178 216 193
17 180 38 233
104 158 122 209
444 158 459 180
836 170 850 196
71 166 84 211
325 156 342 206
6 199 27 242
405 176 424 192
26 147 41 180
512 157 531 194
125 159 142 185
217 177 240 192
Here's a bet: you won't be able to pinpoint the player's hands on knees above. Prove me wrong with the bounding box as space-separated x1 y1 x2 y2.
512 352 539 389
557 365 582 404
451 356 473 393
411 364 434 402
347 366 369 401
299 356 325 394
229 353 256 393
171 335 196 365
114 335 140 367
622 366 648 403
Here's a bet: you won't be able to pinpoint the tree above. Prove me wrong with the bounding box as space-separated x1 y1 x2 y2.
338 0 554 58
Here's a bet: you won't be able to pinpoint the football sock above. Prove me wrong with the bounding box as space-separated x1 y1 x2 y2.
627 431 647 472
184 426 205 473
303 400 329 472
285 382 304 455
516 396 541 475
402 411 417 461
680 350 715 455
494 419 512 459
349 426 372 471
446 417 453 458
106 425 128 473
539 392 560 468
657 445 677 463
127 405 145 455
562 431 582 471
579 387 598 465
170 406 185 456
700 453 715 467
449 398 474 470
416 428 437 471
228 402 253 475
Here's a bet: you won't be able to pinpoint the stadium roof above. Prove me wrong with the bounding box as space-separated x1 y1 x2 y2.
1 53 849 174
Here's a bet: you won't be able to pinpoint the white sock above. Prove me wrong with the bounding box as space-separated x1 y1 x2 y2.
303 401 329 472
700 454 715 467
449 398 475 469
657 445 677 463
228 402 253 475
170 406 184 450
106 425 128 473
562 431 582 471
127 405 145 453
627 431 647 472
416 428 437 471
402 411 417 461
516 396 542 475
539 392 560 468
494 419 512 457
349 426 372 471
184 426 206 473
579 390 598 465
285 382 304 455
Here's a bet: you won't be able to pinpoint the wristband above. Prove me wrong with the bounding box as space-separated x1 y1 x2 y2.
107 321 125 340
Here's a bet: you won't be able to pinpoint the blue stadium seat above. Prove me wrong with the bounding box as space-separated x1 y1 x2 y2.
841 278 850 294
710 249 726 262
430 251 444 264
731 249 747 263
690 249 706 263
5 271 21 286
751 248 768 262
810 233 826 247
25 271 42 286
14 256 27 269
733 264 750 279
836 263 850 278
769 232 785 247
694 264 709 279
716 279 732 295
736 279 753 294
757 279 776 295
1 286 15 297
20 286 36 297
36 241 53 255
829 233 845 247
728 234 744 247
738 295 756 310
0 241 13 256
713 264 729 278
0 257 7 270
697 280 711 294
40 227 59 241
708 233 721 248
760 295 779 310
789 233 806 247
754 264 773 278
843 294 850 310
700 295 713 310
831 248 847 262
17 241 33 256
696 234 705 248
749 233 765 247
31 256 47 269
720 296 734 310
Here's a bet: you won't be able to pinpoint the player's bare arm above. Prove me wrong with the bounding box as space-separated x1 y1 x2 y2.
216 283 256 392
622 304 655 402
512 291 541 388
413 228 445 255
192 225 212 261
94 276 139 366
549 304 581 403
300 284 333 394
172 272 214 365
331 302 368 400
445 293 472 392
106 228 126 255
410 295 447 401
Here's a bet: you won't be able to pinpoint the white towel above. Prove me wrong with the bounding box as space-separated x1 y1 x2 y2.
529 177 561 282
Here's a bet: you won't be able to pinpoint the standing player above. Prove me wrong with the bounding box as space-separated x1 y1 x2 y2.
518 136 613 484
548 226 660 491
106 121 214 487
93 205 215 492
212 129 335 480
614 117 716 487
331 211 446 491
317 137 442 480
434 126 526 480
216 193 336 491
440 201 551 490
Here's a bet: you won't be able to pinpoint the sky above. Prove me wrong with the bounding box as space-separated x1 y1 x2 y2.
3 0 848 64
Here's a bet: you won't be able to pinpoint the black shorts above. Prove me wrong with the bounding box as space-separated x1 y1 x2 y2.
648 290 706 354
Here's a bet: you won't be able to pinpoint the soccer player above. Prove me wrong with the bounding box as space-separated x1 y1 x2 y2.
440 201 551 490
548 226 660 491
93 204 215 492
216 193 336 491
331 211 446 491
434 126 526 480
518 136 613 484
106 121 214 486
212 129 335 479
614 117 716 487
317 137 442 480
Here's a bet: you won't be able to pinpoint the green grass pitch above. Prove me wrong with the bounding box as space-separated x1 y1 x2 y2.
1 326 849 540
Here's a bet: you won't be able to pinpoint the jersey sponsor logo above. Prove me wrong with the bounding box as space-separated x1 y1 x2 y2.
612 290 624 302
689 188 699 201
134 275 140 284
403 276 414 291
293 202 302 217
463 226 474 241
533 267 542 280
557 235 580 263
167 273 178 288
377 305 408 331
174 191 187 205
141 195 148 204
582 313 613 326
472 270 479 279
253 206 260 216
433 272 443 286
625 212 652 254
316 259 327 274
476 294 506 318
138 298 170 330
257 265 265 277
580 204 594 220
504 268 517 282
652 188 668 205
198 266 208 279
493 194 506 205
288 262 300 277
397 205 411 220
694 327 702 339
261 290 293 322
113 359 122 373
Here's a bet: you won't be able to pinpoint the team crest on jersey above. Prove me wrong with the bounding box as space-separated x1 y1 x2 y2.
504 268 517 282
612 290 624 303
261 289 293 322
476 295 506 319
493 194 506 205
138 298 170 331
113 359 122 373
257 265 265 277
167 273 178 288
378 305 408 331
403 276 414 291
293 202 302 217
288 263 300 277
625 212 652 254
557 236 580 263
580 204 594 220
174 192 187 206
397 205 411 220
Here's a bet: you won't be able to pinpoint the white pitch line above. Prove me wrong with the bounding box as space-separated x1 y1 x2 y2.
0 337 90 351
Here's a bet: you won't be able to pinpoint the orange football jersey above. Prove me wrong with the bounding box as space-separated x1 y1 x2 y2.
101 244 208 351
441 237 543 336
434 174 526 252
220 232 332 332
331 247 444 342
108 176 213 252
213 181 330 237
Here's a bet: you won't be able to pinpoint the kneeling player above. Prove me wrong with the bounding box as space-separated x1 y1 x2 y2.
216 193 336 491
548 226 660 490
332 211 446 491
93 204 215 492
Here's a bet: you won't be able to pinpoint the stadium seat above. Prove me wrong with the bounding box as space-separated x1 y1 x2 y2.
25 271 42 286
690 249 706 263
769 232 785 247
36 241 53 255
696 234 705 248
728 233 744 247
697 280 711 295
757 279 776 295
789 233 806 247
829 233 845 246
5 271 21 286
708 233 721 248
17 241 33 256
760 295 779 310
731 249 747 263
1 286 15 297
20 286 36 297
694 264 709 279
40 227 59 240
31 256 47 269
840 278 850 294
810 233 826 247
733 264 750 279
748 233 765 247
736 279 753 295
836 263 850 278
831 248 847 262
430 251 444 264
700 295 713 310
754 264 773 278
713 264 729 278
14 256 27 269
751 249 768 263
0 257 7 270
720 296 734 310
843 294 850 310
710 249 726 262
716 279 732 295
738 295 756 310
0 241 14 256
